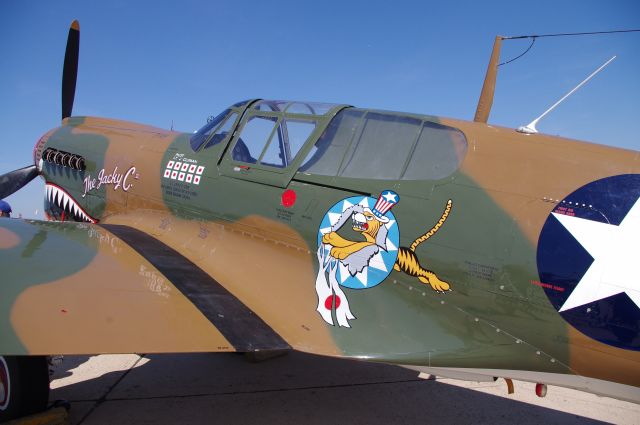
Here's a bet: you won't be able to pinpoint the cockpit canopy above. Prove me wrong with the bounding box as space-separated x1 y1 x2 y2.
191 99 468 182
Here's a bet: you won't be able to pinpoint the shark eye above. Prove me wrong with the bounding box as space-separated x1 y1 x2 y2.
366 216 373 221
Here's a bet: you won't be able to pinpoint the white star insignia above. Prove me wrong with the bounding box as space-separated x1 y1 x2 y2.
552 197 640 312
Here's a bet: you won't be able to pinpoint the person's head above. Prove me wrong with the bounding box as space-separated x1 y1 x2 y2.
0 200 12 218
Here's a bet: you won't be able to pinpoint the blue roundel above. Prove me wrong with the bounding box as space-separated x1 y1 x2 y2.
537 174 640 351
317 196 400 290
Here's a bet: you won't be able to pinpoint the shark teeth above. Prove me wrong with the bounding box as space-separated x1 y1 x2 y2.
45 183 97 223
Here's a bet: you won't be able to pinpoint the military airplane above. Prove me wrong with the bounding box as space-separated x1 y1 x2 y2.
0 21 638 420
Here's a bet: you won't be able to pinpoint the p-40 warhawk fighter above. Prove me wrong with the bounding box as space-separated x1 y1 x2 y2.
0 22 638 420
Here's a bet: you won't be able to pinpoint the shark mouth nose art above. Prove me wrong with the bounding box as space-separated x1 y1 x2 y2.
45 183 97 223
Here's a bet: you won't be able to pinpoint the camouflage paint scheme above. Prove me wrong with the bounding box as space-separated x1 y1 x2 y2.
2 34 640 403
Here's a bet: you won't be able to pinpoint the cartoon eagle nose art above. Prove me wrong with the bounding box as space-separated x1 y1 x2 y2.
315 191 453 328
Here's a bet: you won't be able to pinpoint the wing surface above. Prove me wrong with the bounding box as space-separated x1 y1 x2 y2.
0 218 289 355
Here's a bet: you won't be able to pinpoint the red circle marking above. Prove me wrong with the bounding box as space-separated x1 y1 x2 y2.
324 295 341 310
281 189 296 208
324 296 333 310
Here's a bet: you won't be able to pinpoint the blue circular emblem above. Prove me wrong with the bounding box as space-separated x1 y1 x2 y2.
317 195 400 289
537 174 640 351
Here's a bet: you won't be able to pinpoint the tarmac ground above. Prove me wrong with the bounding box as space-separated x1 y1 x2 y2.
49 352 640 425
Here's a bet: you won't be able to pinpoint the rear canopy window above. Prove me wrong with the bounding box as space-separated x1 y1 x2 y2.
299 110 365 176
340 113 421 180
402 121 468 180
300 109 467 180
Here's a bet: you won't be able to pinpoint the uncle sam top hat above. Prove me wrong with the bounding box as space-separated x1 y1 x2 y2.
367 190 399 223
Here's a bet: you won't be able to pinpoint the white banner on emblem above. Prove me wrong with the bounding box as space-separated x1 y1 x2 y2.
328 260 356 327
315 245 356 327
315 246 334 325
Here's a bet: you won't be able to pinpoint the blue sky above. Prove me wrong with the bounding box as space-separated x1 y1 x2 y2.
1 0 638 218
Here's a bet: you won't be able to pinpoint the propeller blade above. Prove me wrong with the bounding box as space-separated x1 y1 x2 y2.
61 20 80 120
0 165 39 199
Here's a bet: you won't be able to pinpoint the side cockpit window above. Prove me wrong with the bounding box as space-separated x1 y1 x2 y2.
284 120 316 158
260 119 317 168
230 100 327 169
233 116 317 168
233 116 278 164
299 109 467 181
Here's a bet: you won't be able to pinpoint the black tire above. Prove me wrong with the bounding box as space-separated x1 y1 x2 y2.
0 356 50 421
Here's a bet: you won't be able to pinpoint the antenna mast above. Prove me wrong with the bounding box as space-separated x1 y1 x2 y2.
472 29 639 125
474 36 503 123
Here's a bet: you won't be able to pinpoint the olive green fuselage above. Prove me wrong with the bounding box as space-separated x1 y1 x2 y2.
6 100 639 392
